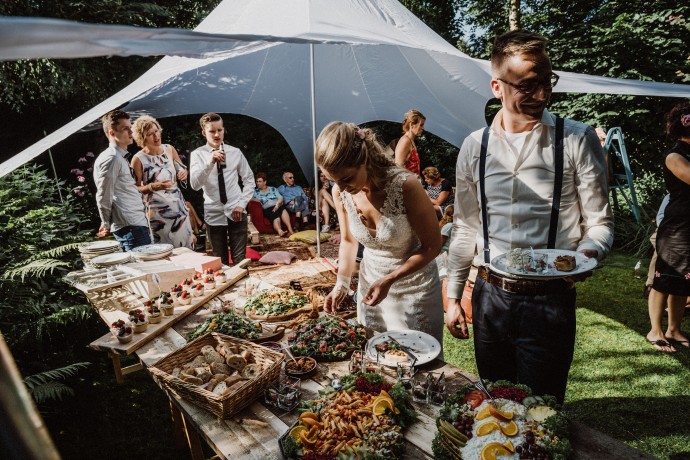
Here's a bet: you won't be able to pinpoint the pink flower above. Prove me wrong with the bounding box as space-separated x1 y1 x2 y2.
77 176 86 183
78 157 87 163
70 168 83 175
87 167 93 173
685 273 690 280
655 271 661 278
86 151 95 158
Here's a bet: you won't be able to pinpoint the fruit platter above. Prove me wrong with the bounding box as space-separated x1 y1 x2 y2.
287 315 367 361
280 372 417 459
432 380 572 460
244 288 318 321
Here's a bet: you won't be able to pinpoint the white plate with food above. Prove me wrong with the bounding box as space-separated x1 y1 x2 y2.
365 330 441 367
490 248 597 279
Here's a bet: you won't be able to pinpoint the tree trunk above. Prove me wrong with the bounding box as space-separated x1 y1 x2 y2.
508 0 521 30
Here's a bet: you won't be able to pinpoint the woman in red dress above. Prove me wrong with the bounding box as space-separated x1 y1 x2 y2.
394 109 425 176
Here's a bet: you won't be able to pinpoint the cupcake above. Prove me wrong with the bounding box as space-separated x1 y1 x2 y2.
147 304 162 324
181 278 194 293
161 298 175 316
203 275 216 291
192 283 204 297
177 290 191 306
111 320 133 344
214 270 227 284
128 309 148 333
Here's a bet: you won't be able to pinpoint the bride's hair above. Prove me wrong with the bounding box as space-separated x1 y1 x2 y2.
315 122 394 191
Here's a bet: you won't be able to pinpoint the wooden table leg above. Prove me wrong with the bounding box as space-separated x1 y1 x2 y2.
169 400 187 449
181 411 205 460
107 351 124 385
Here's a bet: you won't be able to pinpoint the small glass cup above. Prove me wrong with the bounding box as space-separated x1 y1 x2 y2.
349 351 364 374
427 371 446 406
396 362 414 390
411 372 429 403
363 355 380 374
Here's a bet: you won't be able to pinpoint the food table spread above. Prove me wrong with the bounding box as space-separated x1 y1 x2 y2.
74 249 653 460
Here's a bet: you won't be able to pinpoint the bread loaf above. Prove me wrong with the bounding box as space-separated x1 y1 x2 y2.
195 366 212 383
180 374 203 385
226 354 247 371
224 375 246 387
224 380 247 394
210 362 231 375
241 363 261 379
201 345 215 355
204 350 225 364
240 349 254 364
212 381 228 395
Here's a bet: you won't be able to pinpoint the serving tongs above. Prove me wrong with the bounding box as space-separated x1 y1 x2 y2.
387 336 418 366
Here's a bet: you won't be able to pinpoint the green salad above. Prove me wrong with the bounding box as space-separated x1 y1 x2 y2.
188 311 261 341
243 288 310 317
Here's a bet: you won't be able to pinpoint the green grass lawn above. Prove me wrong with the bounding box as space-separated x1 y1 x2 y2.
443 251 690 460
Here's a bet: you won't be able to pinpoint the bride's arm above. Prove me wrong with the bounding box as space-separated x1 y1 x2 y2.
362 175 441 306
323 184 358 313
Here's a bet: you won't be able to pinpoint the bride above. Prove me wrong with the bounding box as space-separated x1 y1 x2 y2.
316 121 444 347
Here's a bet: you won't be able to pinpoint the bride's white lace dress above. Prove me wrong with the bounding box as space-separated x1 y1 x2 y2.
341 168 444 347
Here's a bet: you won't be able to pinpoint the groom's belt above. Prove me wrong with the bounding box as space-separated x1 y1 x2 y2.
477 266 574 296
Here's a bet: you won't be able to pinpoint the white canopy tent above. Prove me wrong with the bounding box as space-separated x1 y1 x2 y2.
2 0 690 180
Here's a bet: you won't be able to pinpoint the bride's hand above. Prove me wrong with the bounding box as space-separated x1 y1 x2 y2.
324 287 346 313
363 278 393 306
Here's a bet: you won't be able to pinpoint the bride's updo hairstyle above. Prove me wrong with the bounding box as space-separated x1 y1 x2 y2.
315 122 394 191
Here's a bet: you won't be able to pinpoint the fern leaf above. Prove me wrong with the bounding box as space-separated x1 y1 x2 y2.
29 381 74 404
46 304 93 325
3 259 69 281
23 362 90 388
31 242 85 260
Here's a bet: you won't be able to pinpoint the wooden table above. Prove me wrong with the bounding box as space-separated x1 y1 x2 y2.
85 260 251 384
81 259 654 460
134 309 654 460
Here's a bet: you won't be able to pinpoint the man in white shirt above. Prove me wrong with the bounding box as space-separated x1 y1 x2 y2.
445 30 614 402
93 110 151 251
189 113 255 266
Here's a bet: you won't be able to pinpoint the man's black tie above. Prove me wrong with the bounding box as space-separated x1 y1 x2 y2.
217 162 227 204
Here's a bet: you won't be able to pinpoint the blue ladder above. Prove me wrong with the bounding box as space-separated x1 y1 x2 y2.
603 127 642 224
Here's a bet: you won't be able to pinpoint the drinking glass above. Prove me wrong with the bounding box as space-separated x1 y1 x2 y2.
396 362 414 390
348 351 364 374
426 371 446 406
411 372 429 403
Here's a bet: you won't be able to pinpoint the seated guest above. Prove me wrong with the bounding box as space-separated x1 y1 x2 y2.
422 166 454 218
278 171 310 228
251 172 294 236
317 170 338 232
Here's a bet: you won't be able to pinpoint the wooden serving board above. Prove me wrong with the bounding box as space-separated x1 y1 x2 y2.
88 260 251 356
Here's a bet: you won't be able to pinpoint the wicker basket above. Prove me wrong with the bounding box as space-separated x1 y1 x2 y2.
149 332 284 418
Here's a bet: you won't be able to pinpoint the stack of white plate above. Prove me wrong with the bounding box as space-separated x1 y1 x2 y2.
79 240 122 269
90 252 133 268
130 243 174 261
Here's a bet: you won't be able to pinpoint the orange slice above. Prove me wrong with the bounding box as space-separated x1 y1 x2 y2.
289 425 307 439
489 405 514 422
372 398 394 415
476 420 501 436
379 389 394 405
480 441 513 460
299 411 319 422
476 404 493 420
499 420 519 437
299 432 317 446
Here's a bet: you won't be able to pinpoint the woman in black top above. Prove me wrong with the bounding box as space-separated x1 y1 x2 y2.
647 102 690 352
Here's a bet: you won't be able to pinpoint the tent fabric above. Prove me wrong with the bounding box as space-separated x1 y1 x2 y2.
2 0 690 179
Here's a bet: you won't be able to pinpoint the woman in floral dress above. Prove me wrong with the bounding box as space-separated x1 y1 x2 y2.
131 116 194 248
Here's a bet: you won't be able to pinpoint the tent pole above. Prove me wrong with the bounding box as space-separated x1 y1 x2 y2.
310 43 321 257
44 130 64 204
